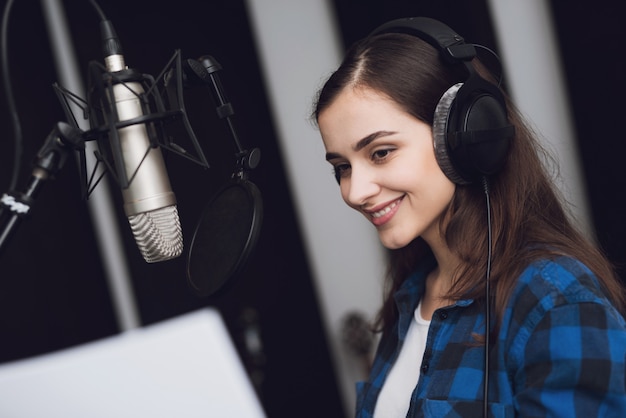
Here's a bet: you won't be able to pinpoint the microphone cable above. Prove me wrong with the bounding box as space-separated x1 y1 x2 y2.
88 0 107 21
1 0 105 198
1 0 22 193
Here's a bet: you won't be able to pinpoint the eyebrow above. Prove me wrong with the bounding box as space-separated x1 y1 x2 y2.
325 130 397 161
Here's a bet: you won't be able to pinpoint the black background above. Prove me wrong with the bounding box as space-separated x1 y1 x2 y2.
0 1 623 417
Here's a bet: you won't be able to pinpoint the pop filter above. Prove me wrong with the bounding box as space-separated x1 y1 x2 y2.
187 177 262 297
176 53 262 296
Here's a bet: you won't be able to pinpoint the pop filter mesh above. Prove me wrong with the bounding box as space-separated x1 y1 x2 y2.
187 181 261 296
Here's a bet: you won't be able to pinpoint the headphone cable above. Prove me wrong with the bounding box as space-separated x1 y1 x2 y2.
482 175 492 418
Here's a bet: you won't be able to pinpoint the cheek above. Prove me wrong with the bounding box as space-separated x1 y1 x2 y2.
339 182 355 208
407 144 452 187
396 150 456 203
436 181 456 209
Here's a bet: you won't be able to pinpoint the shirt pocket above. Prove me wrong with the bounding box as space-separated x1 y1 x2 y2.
414 399 514 418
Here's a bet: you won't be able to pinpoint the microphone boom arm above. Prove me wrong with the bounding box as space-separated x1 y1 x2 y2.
0 122 85 255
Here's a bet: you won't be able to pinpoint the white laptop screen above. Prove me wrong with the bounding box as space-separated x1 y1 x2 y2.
0 308 266 418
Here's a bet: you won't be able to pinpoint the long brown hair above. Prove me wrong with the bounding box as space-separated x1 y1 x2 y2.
313 32 625 335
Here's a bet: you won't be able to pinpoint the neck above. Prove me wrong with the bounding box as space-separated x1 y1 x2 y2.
420 234 460 319
425 233 459 291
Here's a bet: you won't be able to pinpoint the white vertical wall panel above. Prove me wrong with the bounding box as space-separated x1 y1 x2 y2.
244 1 385 415
486 0 592 236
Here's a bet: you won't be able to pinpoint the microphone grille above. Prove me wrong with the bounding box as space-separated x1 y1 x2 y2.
128 205 183 263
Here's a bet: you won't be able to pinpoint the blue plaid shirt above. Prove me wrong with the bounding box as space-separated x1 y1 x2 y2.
356 256 626 417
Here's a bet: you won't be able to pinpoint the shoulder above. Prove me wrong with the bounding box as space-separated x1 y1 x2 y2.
502 256 626 357
512 256 613 310
500 257 626 413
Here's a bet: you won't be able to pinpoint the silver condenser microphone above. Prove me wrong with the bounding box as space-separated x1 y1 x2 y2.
97 17 182 263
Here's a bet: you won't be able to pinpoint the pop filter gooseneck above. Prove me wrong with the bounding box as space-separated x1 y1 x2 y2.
181 55 263 297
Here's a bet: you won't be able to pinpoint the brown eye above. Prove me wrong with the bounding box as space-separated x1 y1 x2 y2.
372 148 393 161
333 164 351 184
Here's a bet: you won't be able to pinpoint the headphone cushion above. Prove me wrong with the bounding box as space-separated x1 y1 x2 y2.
433 83 468 184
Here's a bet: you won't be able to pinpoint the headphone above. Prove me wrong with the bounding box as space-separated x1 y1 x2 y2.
369 17 515 185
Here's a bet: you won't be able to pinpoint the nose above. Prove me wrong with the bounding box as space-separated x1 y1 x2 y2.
343 164 380 208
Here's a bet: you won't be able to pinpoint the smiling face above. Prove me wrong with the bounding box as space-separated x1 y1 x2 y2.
318 87 456 250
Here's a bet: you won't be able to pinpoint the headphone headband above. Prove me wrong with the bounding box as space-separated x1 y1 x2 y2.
370 17 477 64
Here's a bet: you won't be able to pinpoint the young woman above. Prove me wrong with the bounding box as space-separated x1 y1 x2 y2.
313 17 626 417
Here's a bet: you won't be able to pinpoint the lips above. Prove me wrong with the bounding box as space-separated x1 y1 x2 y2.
367 196 403 226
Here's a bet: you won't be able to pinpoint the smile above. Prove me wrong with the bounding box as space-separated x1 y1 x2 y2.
367 197 403 226
372 200 399 218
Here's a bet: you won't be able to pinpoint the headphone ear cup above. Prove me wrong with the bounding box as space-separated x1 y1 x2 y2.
433 83 468 185
458 89 511 179
433 81 512 184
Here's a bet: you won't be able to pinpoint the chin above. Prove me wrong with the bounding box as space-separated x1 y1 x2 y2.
378 233 413 250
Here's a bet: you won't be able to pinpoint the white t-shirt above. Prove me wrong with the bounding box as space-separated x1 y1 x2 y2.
373 301 431 417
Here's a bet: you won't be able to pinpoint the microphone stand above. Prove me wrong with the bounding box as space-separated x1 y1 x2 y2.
0 121 85 254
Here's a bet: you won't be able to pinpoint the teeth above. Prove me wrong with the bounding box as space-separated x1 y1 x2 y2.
372 201 398 218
